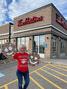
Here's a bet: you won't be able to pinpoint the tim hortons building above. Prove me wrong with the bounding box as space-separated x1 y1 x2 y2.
0 3 67 59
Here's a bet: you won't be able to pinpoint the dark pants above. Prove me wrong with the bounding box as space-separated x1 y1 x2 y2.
16 69 30 89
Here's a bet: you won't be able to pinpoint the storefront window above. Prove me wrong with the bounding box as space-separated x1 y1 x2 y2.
52 36 57 57
17 37 29 51
0 39 7 45
39 35 44 53
33 36 39 53
11 39 14 43
21 38 25 45
0 39 8 46
33 35 45 54
0 40 2 47
0 40 1 44
17 38 21 50
1 40 4 44
60 39 66 53
4 39 7 43
26 37 29 51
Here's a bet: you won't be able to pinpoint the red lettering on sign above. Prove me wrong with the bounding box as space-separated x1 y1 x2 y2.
56 13 67 30
18 16 43 26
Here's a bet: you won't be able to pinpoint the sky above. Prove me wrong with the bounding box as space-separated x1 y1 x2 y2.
0 0 67 26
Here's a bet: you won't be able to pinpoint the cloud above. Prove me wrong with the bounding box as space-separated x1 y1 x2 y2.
0 0 7 25
0 0 67 26
54 0 67 20
8 0 67 20
8 0 52 20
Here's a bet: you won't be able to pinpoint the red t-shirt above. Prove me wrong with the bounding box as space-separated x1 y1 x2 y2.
13 52 29 72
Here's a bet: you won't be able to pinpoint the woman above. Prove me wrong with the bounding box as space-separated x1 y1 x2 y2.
13 45 30 89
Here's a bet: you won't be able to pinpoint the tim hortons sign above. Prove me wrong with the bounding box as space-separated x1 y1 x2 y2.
56 13 67 30
18 16 43 26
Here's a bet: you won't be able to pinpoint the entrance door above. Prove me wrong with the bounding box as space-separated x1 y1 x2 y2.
33 35 45 58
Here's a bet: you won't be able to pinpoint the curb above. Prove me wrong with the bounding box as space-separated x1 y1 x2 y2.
41 60 67 66
41 60 52 64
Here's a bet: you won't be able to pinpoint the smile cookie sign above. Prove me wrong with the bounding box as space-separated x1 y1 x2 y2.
2 43 17 57
29 53 41 66
1 43 41 66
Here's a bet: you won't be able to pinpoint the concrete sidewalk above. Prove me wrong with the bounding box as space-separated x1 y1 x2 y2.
41 57 67 65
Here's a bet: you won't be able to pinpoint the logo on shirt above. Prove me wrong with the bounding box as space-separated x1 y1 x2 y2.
20 59 27 64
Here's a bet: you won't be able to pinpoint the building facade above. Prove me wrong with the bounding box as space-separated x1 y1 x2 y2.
0 23 13 47
0 3 67 59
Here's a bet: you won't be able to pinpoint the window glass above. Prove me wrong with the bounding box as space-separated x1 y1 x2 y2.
11 39 14 43
52 36 57 57
39 35 45 53
60 39 66 53
26 37 29 51
17 38 21 50
0 40 1 44
4 40 7 43
33 35 45 53
21 38 25 45
17 37 29 51
2 40 4 44
33 36 39 53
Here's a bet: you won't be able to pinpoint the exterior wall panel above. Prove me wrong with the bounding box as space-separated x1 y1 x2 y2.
52 5 67 34
14 5 52 33
0 23 9 34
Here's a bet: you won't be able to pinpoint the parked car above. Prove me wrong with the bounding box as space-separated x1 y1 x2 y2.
0 53 7 60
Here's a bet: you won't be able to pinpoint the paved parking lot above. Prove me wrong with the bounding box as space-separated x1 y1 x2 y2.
0 60 67 89
0 59 16 66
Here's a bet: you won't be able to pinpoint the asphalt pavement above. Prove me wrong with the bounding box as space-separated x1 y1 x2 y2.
0 58 67 89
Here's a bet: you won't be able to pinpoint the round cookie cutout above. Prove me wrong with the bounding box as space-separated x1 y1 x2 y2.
29 53 41 66
2 43 17 59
